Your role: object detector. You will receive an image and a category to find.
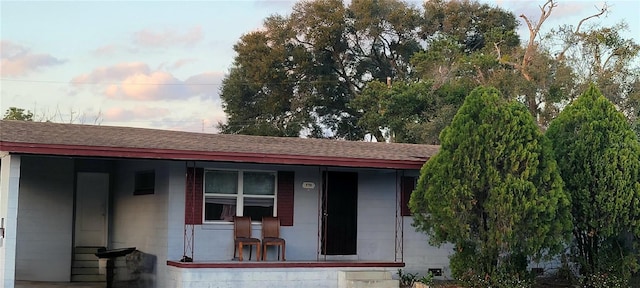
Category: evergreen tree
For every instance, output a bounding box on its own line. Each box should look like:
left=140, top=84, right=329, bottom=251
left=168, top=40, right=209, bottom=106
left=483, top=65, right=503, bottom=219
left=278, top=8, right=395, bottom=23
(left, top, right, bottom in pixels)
left=410, top=86, right=571, bottom=282
left=546, top=85, right=640, bottom=280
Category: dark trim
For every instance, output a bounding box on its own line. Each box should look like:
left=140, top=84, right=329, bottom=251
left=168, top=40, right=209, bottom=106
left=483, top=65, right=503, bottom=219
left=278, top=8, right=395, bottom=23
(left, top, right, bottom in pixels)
left=166, top=260, right=404, bottom=269
left=0, top=141, right=426, bottom=169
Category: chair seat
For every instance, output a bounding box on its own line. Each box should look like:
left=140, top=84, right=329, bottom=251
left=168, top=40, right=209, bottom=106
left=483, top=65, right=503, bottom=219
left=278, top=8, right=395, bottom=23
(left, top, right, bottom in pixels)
left=235, top=237, right=261, bottom=243
left=262, top=237, right=285, bottom=243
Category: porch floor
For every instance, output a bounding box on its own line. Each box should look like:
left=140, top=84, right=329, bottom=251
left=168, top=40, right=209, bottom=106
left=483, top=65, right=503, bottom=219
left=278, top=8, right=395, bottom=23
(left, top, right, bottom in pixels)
left=167, top=259, right=405, bottom=269
left=15, top=281, right=104, bottom=288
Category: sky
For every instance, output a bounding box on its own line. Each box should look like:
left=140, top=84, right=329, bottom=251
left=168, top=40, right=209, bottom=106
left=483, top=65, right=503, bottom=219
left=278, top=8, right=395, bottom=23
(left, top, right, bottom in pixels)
left=1, top=0, right=638, bottom=134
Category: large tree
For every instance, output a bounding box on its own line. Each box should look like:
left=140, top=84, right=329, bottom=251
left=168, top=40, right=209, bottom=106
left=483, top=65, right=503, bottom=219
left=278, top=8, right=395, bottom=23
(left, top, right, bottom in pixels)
left=410, top=86, right=571, bottom=282
left=220, top=0, right=422, bottom=139
left=546, top=85, right=640, bottom=280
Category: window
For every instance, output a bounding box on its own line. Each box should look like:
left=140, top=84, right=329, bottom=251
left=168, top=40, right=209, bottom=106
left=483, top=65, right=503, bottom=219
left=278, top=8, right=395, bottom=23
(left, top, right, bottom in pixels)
left=134, top=170, right=155, bottom=195
left=204, top=170, right=277, bottom=222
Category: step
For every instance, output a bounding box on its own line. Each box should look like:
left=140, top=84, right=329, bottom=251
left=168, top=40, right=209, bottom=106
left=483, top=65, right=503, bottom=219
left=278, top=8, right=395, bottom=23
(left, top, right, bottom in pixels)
left=346, top=279, right=399, bottom=288
left=71, top=274, right=106, bottom=282
left=340, top=270, right=392, bottom=280
left=72, top=267, right=101, bottom=275
left=73, top=260, right=99, bottom=268
left=75, top=246, right=105, bottom=254
left=74, top=253, right=99, bottom=261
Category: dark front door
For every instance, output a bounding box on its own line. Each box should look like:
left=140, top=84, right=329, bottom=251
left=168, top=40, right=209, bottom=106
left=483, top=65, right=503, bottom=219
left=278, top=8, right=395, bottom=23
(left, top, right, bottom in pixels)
left=321, top=171, right=358, bottom=255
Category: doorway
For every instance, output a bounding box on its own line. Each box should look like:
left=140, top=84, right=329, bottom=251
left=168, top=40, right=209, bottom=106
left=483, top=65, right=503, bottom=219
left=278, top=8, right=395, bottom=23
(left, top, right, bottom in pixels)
left=75, top=172, right=109, bottom=247
left=321, top=171, right=358, bottom=255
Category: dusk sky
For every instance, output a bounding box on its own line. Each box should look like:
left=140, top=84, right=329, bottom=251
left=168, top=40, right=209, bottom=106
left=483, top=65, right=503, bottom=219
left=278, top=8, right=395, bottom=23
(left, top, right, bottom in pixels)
left=2, top=0, right=638, bottom=134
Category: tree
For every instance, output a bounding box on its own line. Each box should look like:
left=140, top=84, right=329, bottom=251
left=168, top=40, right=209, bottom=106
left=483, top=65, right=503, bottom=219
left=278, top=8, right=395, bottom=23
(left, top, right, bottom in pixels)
left=546, top=85, right=640, bottom=280
left=3, top=107, right=34, bottom=121
left=220, top=0, right=422, bottom=139
left=410, top=86, right=571, bottom=282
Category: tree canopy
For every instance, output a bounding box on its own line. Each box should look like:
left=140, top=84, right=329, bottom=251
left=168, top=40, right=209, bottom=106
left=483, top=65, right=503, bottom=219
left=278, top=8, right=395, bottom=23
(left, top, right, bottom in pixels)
left=546, top=85, right=640, bottom=280
left=219, top=0, right=639, bottom=144
left=409, top=86, right=571, bottom=282
left=3, top=107, right=33, bottom=121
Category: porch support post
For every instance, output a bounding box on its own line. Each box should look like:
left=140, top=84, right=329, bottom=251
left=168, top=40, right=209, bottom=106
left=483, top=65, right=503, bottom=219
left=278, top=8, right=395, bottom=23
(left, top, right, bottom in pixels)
left=0, top=154, right=20, bottom=288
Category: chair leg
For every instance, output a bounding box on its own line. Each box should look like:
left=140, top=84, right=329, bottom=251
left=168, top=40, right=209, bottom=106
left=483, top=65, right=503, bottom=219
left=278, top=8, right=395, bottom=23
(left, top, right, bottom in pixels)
left=238, top=243, right=244, bottom=261
left=282, top=243, right=286, bottom=261
left=249, top=245, right=253, bottom=260
left=256, top=243, right=261, bottom=261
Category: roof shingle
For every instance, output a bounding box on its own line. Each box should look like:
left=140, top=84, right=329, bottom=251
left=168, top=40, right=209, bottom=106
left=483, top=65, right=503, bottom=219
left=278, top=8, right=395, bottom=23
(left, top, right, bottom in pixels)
left=0, top=120, right=439, bottom=169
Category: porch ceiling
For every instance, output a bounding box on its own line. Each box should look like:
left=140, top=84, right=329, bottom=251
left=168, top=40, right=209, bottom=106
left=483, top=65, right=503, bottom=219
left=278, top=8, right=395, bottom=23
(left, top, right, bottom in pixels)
left=0, top=120, right=438, bottom=169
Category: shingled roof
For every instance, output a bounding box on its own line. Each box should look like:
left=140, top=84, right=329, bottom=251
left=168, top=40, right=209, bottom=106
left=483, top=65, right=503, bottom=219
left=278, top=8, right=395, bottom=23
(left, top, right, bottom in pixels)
left=0, top=120, right=439, bottom=169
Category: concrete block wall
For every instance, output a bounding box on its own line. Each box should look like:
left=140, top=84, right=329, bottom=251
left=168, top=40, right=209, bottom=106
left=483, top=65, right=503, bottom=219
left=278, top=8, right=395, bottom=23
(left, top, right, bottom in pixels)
left=15, top=156, right=74, bottom=282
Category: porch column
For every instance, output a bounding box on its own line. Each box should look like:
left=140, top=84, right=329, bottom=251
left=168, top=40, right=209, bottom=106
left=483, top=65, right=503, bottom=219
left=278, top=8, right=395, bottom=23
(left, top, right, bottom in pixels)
left=0, top=154, right=20, bottom=288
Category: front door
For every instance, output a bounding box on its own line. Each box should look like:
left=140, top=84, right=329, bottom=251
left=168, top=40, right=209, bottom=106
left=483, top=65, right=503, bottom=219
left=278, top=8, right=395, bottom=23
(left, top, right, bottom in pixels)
left=321, top=171, right=358, bottom=255
left=75, top=172, right=109, bottom=247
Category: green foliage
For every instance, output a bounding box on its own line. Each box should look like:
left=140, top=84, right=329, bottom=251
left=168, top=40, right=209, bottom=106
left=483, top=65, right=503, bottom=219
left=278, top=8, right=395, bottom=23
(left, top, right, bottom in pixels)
left=410, top=86, right=571, bottom=280
left=397, top=269, right=418, bottom=288
left=546, top=84, right=640, bottom=280
left=3, top=107, right=34, bottom=121
left=579, top=272, right=629, bottom=288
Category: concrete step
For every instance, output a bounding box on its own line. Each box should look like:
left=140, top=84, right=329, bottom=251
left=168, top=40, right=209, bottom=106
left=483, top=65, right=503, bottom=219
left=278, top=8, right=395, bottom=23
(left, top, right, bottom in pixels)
left=75, top=253, right=99, bottom=261
left=75, top=246, right=105, bottom=254
left=73, top=260, right=99, bottom=268
left=72, top=267, right=100, bottom=275
left=346, top=279, right=399, bottom=288
left=71, top=274, right=106, bottom=282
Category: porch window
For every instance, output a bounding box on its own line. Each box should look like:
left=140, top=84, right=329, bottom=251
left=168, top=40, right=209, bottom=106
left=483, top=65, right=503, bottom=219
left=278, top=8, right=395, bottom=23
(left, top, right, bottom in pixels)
left=204, top=170, right=276, bottom=222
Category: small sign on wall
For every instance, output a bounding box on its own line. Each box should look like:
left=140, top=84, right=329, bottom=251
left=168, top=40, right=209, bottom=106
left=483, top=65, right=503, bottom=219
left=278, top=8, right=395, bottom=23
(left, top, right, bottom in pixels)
left=302, top=181, right=315, bottom=189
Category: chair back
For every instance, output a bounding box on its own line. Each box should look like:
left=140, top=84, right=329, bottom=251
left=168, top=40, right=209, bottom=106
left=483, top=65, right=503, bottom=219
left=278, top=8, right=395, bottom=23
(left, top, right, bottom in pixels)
left=262, top=216, right=280, bottom=238
left=234, top=216, right=253, bottom=238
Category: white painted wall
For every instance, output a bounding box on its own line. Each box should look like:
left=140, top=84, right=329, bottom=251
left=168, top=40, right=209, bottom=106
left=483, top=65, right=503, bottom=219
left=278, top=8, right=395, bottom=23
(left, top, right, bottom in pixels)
left=167, top=266, right=397, bottom=288
left=0, top=154, right=21, bottom=288
left=357, top=170, right=397, bottom=261
left=15, top=156, right=74, bottom=281
left=111, top=159, right=181, bottom=288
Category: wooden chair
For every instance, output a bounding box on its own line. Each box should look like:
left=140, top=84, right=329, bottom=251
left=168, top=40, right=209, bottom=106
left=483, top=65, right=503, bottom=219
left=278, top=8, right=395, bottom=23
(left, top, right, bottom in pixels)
left=233, top=216, right=261, bottom=261
left=261, top=216, right=286, bottom=261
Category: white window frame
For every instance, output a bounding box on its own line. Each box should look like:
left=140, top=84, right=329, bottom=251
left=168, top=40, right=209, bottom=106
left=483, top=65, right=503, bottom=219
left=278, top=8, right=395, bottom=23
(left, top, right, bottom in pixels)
left=203, top=169, right=278, bottom=223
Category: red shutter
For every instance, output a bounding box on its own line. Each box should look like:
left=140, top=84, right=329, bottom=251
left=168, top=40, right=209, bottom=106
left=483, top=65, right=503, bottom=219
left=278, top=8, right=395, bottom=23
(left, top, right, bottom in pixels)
left=401, top=176, right=416, bottom=216
left=277, top=171, right=295, bottom=226
left=185, top=167, right=204, bottom=225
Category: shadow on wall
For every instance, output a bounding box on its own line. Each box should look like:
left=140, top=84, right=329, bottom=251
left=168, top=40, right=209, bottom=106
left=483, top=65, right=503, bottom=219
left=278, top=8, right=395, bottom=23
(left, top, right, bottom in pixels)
left=115, top=250, right=156, bottom=288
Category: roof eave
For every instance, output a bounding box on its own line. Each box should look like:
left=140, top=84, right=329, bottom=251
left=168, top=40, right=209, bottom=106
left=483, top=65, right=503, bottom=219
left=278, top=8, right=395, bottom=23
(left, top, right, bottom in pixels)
left=0, top=141, right=427, bottom=170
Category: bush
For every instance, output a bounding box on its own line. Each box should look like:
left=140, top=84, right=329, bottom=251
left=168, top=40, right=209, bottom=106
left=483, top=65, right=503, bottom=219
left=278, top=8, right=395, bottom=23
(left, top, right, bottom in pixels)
left=579, top=272, right=629, bottom=288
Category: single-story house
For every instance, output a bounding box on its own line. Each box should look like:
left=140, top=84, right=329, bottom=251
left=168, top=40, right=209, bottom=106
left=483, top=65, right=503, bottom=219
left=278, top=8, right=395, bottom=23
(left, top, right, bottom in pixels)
left=0, top=120, right=454, bottom=288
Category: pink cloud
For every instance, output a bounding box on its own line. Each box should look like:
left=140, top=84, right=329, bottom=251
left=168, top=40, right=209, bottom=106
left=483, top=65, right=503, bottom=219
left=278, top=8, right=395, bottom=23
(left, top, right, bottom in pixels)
left=71, top=62, right=150, bottom=85
left=171, top=58, right=197, bottom=69
left=133, top=26, right=203, bottom=48
left=71, top=63, right=222, bottom=101
left=0, top=41, right=66, bottom=77
left=103, top=106, right=171, bottom=122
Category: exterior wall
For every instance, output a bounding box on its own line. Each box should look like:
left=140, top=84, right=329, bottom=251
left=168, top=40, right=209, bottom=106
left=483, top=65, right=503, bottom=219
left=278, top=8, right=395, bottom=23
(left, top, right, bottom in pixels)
left=402, top=217, right=454, bottom=278
left=167, top=266, right=397, bottom=288
left=357, top=170, right=397, bottom=261
left=15, top=156, right=74, bottom=281
left=111, top=159, right=180, bottom=288
left=185, top=163, right=322, bottom=262
left=0, top=154, right=21, bottom=288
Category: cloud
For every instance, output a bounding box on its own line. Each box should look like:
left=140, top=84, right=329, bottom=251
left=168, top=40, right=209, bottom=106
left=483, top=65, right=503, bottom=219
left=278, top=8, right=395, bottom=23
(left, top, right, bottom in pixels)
left=71, top=62, right=223, bottom=101
left=103, top=106, right=171, bottom=122
left=91, top=44, right=119, bottom=57
left=133, top=26, right=203, bottom=48
left=71, top=62, right=150, bottom=85
left=171, top=58, right=197, bottom=69
left=0, top=41, right=66, bottom=77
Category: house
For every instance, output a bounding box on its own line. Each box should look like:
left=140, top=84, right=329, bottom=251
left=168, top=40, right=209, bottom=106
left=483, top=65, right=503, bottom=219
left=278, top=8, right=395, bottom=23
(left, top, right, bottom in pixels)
left=0, top=120, right=453, bottom=288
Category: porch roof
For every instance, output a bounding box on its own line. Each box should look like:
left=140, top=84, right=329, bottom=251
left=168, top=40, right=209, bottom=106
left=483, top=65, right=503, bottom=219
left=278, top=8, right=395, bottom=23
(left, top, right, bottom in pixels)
left=0, top=120, right=438, bottom=169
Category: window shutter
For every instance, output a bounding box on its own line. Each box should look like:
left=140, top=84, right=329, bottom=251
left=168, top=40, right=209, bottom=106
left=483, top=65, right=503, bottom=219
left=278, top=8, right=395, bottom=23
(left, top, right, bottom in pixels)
left=277, top=171, right=295, bottom=226
left=185, top=167, right=204, bottom=225
left=401, top=176, right=416, bottom=216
